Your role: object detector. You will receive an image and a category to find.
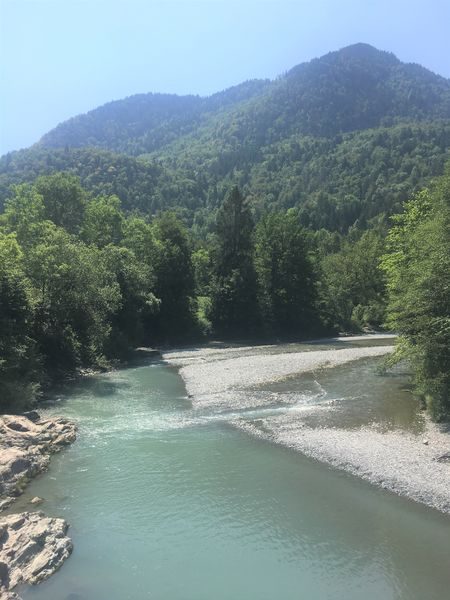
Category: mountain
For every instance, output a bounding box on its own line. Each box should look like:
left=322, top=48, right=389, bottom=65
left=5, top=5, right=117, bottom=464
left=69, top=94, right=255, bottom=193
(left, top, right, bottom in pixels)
left=38, top=43, right=450, bottom=155
left=1, top=43, right=450, bottom=232
left=39, top=80, right=271, bottom=155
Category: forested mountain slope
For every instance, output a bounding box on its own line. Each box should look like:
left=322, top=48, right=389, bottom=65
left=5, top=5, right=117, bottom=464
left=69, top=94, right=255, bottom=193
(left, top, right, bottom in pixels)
left=1, top=43, right=450, bottom=232
left=39, top=80, right=271, bottom=155
left=2, top=122, right=449, bottom=232
left=39, top=43, right=450, bottom=155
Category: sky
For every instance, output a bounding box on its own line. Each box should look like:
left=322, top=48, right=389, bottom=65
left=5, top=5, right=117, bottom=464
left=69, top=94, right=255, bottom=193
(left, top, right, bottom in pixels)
left=1, top=0, right=449, bottom=155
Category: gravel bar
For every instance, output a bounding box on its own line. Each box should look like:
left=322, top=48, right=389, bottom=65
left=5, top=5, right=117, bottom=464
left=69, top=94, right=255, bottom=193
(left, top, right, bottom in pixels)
left=163, top=338, right=450, bottom=514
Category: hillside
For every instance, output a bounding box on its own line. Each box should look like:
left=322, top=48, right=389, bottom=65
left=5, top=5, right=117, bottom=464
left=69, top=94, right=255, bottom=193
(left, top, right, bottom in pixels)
left=39, top=80, right=271, bottom=155
left=1, top=43, right=450, bottom=232
left=39, top=43, right=450, bottom=155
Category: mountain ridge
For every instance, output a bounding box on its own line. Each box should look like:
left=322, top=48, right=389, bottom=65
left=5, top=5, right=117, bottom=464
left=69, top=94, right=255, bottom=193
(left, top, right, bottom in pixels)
left=37, top=43, right=450, bottom=157
left=1, top=43, right=450, bottom=234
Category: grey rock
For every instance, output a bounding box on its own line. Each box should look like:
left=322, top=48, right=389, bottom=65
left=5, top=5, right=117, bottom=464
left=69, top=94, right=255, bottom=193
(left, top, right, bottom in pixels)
left=0, top=511, right=72, bottom=597
left=0, top=415, right=76, bottom=599
left=134, top=347, right=160, bottom=358
left=436, top=452, right=450, bottom=463
left=0, top=415, right=77, bottom=503
left=21, top=411, right=41, bottom=423
left=29, top=497, right=43, bottom=506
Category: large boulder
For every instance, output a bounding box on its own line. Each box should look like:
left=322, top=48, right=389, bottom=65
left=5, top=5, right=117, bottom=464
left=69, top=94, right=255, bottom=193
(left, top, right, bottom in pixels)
left=0, top=511, right=73, bottom=596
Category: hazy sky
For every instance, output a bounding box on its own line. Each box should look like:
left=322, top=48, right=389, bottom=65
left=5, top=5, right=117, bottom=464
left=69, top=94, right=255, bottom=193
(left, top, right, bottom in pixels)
left=1, top=0, right=449, bottom=155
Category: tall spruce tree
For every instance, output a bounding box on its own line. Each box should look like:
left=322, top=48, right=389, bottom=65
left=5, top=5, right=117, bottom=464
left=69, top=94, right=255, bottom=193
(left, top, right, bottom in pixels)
left=151, top=212, right=197, bottom=342
left=210, top=186, right=259, bottom=337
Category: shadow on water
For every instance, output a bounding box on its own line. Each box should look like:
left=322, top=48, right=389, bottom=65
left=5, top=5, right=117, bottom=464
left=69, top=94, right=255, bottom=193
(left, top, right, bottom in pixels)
left=40, top=357, right=168, bottom=410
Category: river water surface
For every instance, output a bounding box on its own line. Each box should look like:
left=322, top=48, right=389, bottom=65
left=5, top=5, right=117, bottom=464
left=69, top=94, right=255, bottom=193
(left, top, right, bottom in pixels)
left=17, top=342, right=450, bottom=600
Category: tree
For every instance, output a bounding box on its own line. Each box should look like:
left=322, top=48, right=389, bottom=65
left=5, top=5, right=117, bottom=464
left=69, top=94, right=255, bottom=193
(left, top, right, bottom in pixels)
left=320, top=228, right=386, bottom=330
left=381, top=173, right=450, bottom=420
left=101, top=244, right=159, bottom=356
left=151, top=212, right=197, bottom=341
left=210, top=186, right=259, bottom=337
left=35, top=173, right=87, bottom=233
left=24, top=222, right=120, bottom=374
left=0, top=233, right=38, bottom=409
left=81, top=195, right=124, bottom=248
left=254, top=211, right=317, bottom=335
left=2, top=184, right=46, bottom=247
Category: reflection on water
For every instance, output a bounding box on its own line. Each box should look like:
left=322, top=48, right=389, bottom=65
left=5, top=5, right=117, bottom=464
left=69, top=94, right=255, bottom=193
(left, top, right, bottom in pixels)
left=17, top=351, right=450, bottom=600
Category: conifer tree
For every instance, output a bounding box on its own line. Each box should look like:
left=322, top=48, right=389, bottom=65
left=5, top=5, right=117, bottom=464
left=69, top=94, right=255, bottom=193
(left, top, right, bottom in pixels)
left=210, top=186, right=259, bottom=337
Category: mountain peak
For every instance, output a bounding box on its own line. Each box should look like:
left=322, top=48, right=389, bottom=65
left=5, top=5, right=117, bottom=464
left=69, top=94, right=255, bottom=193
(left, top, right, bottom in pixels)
left=322, top=42, right=400, bottom=66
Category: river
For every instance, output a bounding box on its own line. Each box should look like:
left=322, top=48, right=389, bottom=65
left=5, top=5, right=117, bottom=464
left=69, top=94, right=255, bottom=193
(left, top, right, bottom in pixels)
left=17, top=339, right=450, bottom=599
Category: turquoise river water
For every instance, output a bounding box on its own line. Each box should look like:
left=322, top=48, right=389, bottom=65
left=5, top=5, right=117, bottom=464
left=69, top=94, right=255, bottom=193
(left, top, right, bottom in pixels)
left=16, top=344, right=450, bottom=600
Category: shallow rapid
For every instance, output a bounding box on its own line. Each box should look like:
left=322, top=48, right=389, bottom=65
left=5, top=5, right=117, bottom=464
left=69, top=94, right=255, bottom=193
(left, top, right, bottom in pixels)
left=17, top=339, right=450, bottom=600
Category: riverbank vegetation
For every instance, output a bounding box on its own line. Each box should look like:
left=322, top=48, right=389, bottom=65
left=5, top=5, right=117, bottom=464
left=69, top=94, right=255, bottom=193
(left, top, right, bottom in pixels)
left=381, top=167, right=450, bottom=420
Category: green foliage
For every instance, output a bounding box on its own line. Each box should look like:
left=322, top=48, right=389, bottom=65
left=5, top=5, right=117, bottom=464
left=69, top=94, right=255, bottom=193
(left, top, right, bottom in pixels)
left=24, top=222, right=121, bottom=374
left=192, top=247, right=212, bottom=297
left=35, top=173, right=87, bottom=233
left=381, top=171, right=450, bottom=420
left=101, top=244, right=158, bottom=356
left=3, top=184, right=46, bottom=246
left=38, top=44, right=450, bottom=155
left=319, top=229, right=387, bottom=331
left=81, top=195, right=124, bottom=247
left=1, top=46, right=450, bottom=235
left=210, top=187, right=260, bottom=337
left=151, top=212, right=198, bottom=341
left=39, top=84, right=270, bottom=154
left=0, top=233, right=38, bottom=410
left=2, top=44, right=450, bottom=413
left=0, top=175, right=200, bottom=409
left=254, top=211, right=317, bottom=335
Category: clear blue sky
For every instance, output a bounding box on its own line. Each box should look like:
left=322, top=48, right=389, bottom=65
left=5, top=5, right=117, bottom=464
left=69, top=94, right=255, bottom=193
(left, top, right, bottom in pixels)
left=1, top=0, right=449, bottom=155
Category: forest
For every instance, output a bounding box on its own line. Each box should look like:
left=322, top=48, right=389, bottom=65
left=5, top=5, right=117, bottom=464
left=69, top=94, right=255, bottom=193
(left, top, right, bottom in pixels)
left=0, top=43, right=449, bottom=419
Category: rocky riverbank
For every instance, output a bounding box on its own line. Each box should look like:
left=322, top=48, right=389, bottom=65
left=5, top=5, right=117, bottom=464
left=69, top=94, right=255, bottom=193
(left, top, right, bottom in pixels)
left=163, top=336, right=450, bottom=514
left=0, top=413, right=76, bottom=598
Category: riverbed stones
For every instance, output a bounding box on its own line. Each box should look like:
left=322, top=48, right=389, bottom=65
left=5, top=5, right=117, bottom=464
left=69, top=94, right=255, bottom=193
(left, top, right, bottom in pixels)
left=436, top=451, right=450, bottom=463
left=165, top=344, right=394, bottom=409
left=0, top=511, right=73, bottom=594
left=134, top=347, right=161, bottom=358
